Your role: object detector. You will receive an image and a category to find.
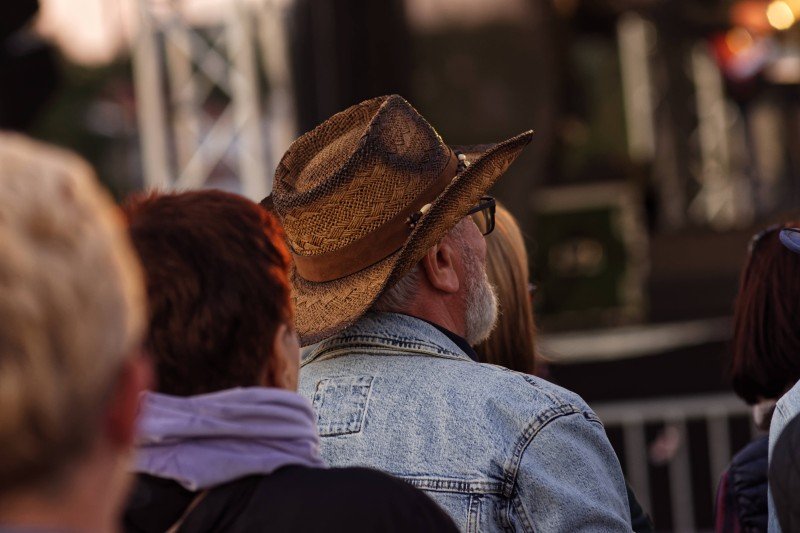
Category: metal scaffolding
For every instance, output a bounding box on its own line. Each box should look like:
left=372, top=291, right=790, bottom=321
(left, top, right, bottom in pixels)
left=131, top=0, right=296, bottom=200
left=616, top=11, right=755, bottom=231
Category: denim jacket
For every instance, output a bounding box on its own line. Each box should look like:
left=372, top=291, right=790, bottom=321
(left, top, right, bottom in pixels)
left=768, top=379, right=800, bottom=532
left=298, top=312, right=632, bottom=532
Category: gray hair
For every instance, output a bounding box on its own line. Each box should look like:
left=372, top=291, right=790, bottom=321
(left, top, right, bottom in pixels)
left=372, top=220, right=471, bottom=313
left=372, top=264, right=422, bottom=313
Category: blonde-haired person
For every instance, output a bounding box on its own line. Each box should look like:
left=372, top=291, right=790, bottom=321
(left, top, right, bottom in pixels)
left=0, top=133, right=150, bottom=532
left=475, top=202, right=539, bottom=376
left=475, top=202, right=654, bottom=533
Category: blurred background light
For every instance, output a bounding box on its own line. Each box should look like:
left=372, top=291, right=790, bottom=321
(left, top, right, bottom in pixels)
left=767, top=0, right=796, bottom=30
left=36, top=0, right=133, bottom=65
left=731, top=0, right=772, bottom=33
left=725, top=27, right=755, bottom=55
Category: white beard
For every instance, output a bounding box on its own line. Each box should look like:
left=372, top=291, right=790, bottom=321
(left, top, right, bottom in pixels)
left=462, top=247, right=499, bottom=346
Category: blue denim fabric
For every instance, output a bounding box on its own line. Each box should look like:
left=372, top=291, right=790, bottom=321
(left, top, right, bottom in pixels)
left=298, top=312, right=632, bottom=532
left=768, top=379, right=800, bottom=532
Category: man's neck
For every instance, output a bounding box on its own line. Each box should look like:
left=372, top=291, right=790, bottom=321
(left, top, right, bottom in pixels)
left=0, top=494, right=109, bottom=532
left=0, top=453, right=128, bottom=532
left=402, top=295, right=467, bottom=340
left=406, top=315, right=480, bottom=361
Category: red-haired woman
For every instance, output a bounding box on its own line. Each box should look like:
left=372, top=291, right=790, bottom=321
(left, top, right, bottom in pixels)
left=121, top=190, right=457, bottom=533
left=715, top=223, right=800, bottom=533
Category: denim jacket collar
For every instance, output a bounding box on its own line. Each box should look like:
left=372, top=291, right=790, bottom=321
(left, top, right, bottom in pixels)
left=301, top=312, right=473, bottom=367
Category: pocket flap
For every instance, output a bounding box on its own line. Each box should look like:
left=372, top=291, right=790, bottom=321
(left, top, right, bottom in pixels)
left=312, top=375, right=373, bottom=436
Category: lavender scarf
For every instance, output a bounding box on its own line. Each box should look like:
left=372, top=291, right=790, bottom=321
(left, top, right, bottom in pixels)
left=135, top=387, right=326, bottom=491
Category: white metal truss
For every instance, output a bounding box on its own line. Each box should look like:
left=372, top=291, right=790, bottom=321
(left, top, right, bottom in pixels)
left=616, top=14, right=755, bottom=231
left=688, top=44, right=754, bottom=230
left=131, top=0, right=296, bottom=200
left=617, top=12, right=656, bottom=163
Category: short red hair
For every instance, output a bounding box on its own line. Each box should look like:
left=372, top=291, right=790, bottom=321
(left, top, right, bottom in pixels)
left=731, top=223, right=800, bottom=404
left=123, top=190, right=292, bottom=396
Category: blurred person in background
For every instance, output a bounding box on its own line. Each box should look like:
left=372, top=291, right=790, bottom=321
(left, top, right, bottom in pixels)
left=475, top=203, right=654, bottom=533
left=122, top=190, right=457, bottom=533
left=474, top=202, right=540, bottom=377
left=0, top=133, right=149, bottom=532
left=714, top=223, right=800, bottom=533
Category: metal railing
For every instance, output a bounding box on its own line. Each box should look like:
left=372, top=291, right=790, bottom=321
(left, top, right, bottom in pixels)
left=592, top=393, right=755, bottom=532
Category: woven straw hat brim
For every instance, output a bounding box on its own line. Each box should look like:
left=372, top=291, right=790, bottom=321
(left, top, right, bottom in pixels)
left=293, top=129, right=534, bottom=346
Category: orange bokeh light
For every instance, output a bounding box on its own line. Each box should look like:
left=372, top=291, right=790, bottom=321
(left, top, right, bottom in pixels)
left=731, top=0, right=772, bottom=33
left=726, top=27, right=755, bottom=54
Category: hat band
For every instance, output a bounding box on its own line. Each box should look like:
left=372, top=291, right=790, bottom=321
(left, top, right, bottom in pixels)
left=291, top=151, right=458, bottom=283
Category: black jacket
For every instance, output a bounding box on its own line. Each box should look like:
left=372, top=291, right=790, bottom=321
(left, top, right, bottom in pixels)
left=716, top=435, right=769, bottom=533
left=771, top=414, right=800, bottom=533
left=627, top=483, right=655, bottom=533
left=124, top=466, right=458, bottom=533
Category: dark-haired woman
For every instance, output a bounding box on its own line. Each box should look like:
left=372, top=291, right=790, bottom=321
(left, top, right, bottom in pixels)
left=714, top=223, right=800, bottom=533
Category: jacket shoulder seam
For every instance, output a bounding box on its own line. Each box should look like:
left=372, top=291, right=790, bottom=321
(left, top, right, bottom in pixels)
left=518, top=374, right=585, bottom=409
left=502, top=405, right=584, bottom=500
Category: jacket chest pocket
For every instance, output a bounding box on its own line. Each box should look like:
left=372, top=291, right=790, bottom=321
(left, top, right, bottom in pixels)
left=311, top=375, right=373, bottom=436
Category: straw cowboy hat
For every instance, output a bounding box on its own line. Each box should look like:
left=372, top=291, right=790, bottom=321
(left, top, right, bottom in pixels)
left=269, top=94, right=533, bottom=346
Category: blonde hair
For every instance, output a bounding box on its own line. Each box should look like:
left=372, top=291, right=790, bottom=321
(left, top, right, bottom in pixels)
left=0, top=133, right=145, bottom=492
left=475, top=203, right=537, bottom=375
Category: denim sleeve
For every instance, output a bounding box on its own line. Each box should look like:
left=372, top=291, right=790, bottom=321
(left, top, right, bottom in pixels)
left=512, top=410, right=633, bottom=532
left=768, top=402, right=791, bottom=533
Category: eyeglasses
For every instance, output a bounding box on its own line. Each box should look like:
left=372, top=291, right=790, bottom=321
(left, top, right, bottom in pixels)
left=468, top=196, right=496, bottom=236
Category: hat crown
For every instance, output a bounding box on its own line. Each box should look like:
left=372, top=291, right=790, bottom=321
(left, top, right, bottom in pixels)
left=273, top=95, right=451, bottom=256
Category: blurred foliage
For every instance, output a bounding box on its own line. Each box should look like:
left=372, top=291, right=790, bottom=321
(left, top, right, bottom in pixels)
left=28, top=57, right=136, bottom=199
left=411, top=21, right=557, bottom=153
left=534, top=206, right=634, bottom=328
left=560, top=35, right=629, bottom=181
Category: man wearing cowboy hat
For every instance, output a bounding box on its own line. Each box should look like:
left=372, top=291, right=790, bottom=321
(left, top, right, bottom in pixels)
left=269, top=95, right=632, bottom=531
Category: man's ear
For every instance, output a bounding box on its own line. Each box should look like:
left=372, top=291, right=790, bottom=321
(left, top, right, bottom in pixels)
left=105, top=352, right=153, bottom=448
left=263, top=323, right=300, bottom=391
left=420, top=238, right=460, bottom=294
